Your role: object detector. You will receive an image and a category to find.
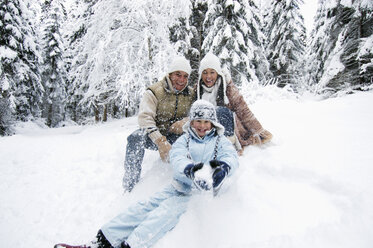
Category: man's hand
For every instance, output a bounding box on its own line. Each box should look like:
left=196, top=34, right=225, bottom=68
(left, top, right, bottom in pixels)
left=155, top=136, right=172, bottom=162
left=169, top=118, right=188, bottom=134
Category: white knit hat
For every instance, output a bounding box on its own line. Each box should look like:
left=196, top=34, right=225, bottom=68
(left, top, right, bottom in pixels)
left=197, top=53, right=229, bottom=105
left=168, top=56, right=192, bottom=75
left=183, top=100, right=225, bottom=135
left=198, top=53, right=223, bottom=76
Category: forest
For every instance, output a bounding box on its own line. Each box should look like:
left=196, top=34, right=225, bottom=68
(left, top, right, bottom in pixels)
left=1, top=0, right=372, bottom=136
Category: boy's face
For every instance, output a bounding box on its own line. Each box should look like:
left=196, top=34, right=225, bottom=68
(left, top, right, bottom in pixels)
left=191, top=120, right=212, bottom=137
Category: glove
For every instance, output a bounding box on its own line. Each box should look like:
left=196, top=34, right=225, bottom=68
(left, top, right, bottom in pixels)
left=210, top=160, right=230, bottom=190
left=249, top=129, right=273, bottom=145
left=155, top=136, right=172, bottom=162
left=249, top=134, right=261, bottom=145
left=259, top=129, right=273, bottom=144
left=184, top=163, right=211, bottom=191
left=169, top=118, right=188, bottom=134
left=184, top=163, right=204, bottom=179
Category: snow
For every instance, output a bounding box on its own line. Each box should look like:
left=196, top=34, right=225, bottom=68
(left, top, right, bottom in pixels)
left=318, top=31, right=346, bottom=88
left=361, top=0, right=373, bottom=8
left=1, top=91, right=373, bottom=248
left=359, top=35, right=373, bottom=57
left=340, top=0, right=353, bottom=7
left=0, top=46, right=18, bottom=60
left=193, top=163, right=214, bottom=190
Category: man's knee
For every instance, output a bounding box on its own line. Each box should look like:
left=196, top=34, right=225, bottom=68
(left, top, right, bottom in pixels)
left=127, top=129, right=144, bottom=145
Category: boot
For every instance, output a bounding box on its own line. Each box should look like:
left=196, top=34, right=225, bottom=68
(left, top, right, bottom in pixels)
left=54, top=243, right=97, bottom=248
left=120, top=241, right=131, bottom=248
left=54, top=230, right=115, bottom=248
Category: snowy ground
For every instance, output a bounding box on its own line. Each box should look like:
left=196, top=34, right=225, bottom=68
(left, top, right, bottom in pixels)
left=1, top=91, right=373, bottom=248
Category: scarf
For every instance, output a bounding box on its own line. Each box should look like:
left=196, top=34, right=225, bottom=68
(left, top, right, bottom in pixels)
left=201, top=78, right=222, bottom=106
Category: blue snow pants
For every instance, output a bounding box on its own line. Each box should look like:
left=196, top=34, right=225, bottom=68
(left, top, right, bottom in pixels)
left=122, top=129, right=180, bottom=192
left=101, top=185, right=191, bottom=248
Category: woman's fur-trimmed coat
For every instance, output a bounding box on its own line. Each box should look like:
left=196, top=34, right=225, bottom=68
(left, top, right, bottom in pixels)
left=196, top=75, right=273, bottom=147
left=225, top=80, right=272, bottom=146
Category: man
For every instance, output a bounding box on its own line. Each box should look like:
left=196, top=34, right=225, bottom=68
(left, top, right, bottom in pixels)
left=123, top=56, right=195, bottom=192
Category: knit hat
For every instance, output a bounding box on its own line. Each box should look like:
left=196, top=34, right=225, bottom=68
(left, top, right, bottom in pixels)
left=168, top=56, right=192, bottom=75
left=198, top=53, right=223, bottom=76
left=197, top=53, right=229, bottom=105
left=183, top=100, right=224, bottom=135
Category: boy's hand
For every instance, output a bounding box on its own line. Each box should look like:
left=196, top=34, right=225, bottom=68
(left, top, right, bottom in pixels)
left=210, top=160, right=231, bottom=189
left=184, top=163, right=204, bottom=179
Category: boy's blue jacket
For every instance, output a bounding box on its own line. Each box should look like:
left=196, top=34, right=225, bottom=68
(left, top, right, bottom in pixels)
left=101, top=123, right=239, bottom=248
left=170, top=126, right=239, bottom=193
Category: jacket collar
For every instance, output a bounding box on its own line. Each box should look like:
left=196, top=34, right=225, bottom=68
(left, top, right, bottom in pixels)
left=164, top=75, right=190, bottom=95
left=187, top=126, right=218, bottom=143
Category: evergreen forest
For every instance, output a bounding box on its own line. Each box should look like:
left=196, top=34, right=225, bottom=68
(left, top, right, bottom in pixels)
left=1, top=0, right=372, bottom=135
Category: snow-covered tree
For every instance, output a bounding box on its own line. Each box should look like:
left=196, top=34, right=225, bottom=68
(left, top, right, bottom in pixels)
left=357, top=1, right=373, bottom=89
left=0, top=75, right=12, bottom=135
left=170, top=0, right=208, bottom=84
left=202, top=0, right=270, bottom=86
left=63, top=0, right=98, bottom=123
left=67, top=0, right=187, bottom=122
left=307, top=0, right=373, bottom=95
left=40, top=0, right=67, bottom=127
left=305, top=0, right=328, bottom=92
left=264, top=0, right=306, bottom=89
left=0, top=0, right=42, bottom=125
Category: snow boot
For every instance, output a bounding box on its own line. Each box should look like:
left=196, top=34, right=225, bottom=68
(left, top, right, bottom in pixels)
left=54, top=242, right=130, bottom=248
left=54, top=244, right=96, bottom=248
left=54, top=230, right=123, bottom=248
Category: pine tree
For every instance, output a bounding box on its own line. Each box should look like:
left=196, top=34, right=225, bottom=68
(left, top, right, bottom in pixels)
left=305, top=0, right=327, bottom=92
left=264, top=0, right=306, bottom=89
left=307, top=0, right=373, bottom=95
left=169, top=0, right=208, bottom=84
left=0, top=69, right=12, bottom=135
left=357, top=1, right=373, bottom=89
left=0, top=0, right=42, bottom=126
left=202, top=0, right=270, bottom=86
left=40, top=0, right=67, bottom=127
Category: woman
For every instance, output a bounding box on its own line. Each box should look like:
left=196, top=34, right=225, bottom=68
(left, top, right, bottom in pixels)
left=54, top=100, right=239, bottom=248
left=196, top=53, right=273, bottom=153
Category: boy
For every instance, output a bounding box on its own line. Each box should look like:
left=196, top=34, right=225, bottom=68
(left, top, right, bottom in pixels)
left=55, top=100, right=239, bottom=248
